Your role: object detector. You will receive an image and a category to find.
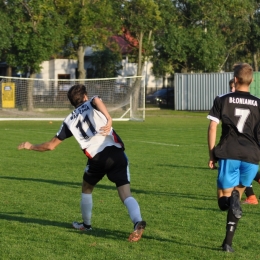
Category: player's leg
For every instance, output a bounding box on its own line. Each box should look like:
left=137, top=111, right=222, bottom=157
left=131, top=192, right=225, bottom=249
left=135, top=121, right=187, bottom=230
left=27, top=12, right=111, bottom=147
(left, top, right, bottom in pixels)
left=222, top=161, right=259, bottom=250
left=73, top=160, right=104, bottom=231
left=222, top=185, right=245, bottom=251
left=107, top=148, right=146, bottom=242
left=254, top=171, right=260, bottom=183
left=72, top=179, right=95, bottom=231
left=117, top=184, right=143, bottom=224
left=243, top=171, right=260, bottom=204
left=117, top=184, right=146, bottom=242
left=240, top=163, right=259, bottom=197
left=217, top=159, right=242, bottom=252
left=243, top=185, right=258, bottom=204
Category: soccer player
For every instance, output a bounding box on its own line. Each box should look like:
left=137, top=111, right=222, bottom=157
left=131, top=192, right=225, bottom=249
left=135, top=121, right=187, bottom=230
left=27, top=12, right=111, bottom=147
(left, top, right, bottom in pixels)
left=17, top=84, right=146, bottom=242
left=207, top=63, right=260, bottom=252
left=230, top=78, right=259, bottom=205
left=229, top=78, right=235, bottom=92
left=243, top=174, right=260, bottom=204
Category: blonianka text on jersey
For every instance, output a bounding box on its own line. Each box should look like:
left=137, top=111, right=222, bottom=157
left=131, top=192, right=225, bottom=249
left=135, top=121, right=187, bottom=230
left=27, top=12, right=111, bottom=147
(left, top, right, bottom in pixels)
left=70, top=103, right=90, bottom=120
left=229, top=97, right=258, bottom=106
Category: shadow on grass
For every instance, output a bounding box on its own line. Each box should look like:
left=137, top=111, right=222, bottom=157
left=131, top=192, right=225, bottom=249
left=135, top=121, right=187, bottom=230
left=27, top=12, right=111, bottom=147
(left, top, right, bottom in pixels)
left=0, top=212, right=69, bottom=228
left=70, top=229, right=225, bottom=252
left=0, top=176, right=81, bottom=188
left=0, top=211, right=225, bottom=251
left=0, top=176, right=216, bottom=201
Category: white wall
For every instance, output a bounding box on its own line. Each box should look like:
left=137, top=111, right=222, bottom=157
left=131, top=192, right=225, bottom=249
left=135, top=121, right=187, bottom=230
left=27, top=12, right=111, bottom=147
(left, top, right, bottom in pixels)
left=34, top=59, right=77, bottom=95
left=36, top=59, right=77, bottom=79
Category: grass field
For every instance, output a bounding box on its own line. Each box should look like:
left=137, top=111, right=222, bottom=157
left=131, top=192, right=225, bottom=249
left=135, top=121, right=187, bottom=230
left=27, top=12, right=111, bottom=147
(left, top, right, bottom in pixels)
left=1, top=109, right=260, bottom=260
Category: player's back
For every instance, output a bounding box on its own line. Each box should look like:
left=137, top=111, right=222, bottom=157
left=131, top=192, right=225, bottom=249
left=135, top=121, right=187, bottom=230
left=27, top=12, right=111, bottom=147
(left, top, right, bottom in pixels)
left=213, top=91, right=260, bottom=164
left=64, top=98, right=123, bottom=158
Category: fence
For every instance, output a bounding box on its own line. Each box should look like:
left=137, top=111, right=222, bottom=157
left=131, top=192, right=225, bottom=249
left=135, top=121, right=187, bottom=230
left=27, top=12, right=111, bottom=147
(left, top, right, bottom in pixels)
left=174, top=72, right=260, bottom=111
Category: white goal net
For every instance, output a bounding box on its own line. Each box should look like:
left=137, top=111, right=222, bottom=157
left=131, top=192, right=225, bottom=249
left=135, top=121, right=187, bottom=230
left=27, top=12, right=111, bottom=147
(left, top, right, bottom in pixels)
left=0, top=76, right=145, bottom=121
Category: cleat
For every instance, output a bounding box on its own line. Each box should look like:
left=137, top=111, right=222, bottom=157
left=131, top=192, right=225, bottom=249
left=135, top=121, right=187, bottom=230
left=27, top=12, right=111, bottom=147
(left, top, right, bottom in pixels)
left=230, top=190, right=242, bottom=219
left=243, top=195, right=258, bottom=205
left=72, top=222, right=92, bottom=231
left=128, top=220, right=146, bottom=242
left=222, top=243, right=234, bottom=252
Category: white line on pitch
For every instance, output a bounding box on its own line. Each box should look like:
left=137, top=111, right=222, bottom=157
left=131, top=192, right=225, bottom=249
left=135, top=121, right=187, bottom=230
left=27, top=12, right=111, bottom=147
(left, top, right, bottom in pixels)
left=140, top=141, right=180, bottom=146
left=138, top=141, right=206, bottom=147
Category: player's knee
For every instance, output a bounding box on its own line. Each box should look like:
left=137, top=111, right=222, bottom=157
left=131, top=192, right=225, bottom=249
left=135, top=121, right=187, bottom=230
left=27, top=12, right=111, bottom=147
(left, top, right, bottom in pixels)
left=218, top=196, right=229, bottom=211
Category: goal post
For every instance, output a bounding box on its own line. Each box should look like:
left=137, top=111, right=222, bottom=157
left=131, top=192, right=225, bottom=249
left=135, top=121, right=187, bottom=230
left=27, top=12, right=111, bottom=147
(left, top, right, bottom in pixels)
left=0, top=76, right=145, bottom=121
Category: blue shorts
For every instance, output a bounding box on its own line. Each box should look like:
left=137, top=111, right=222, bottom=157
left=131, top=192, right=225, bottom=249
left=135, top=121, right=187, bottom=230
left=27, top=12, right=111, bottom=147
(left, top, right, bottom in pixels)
left=217, top=159, right=258, bottom=189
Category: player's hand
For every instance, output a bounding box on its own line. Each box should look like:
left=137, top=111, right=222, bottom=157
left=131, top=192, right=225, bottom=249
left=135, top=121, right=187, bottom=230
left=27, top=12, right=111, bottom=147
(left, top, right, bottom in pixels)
left=100, top=119, right=112, bottom=136
left=208, top=159, right=217, bottom=170
left=18, top=142, right=32, bottom=150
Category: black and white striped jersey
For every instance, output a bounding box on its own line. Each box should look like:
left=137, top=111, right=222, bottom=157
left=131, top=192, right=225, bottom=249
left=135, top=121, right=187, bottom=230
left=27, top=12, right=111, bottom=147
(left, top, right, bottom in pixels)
left=207, top=90, right=260, bottom=164
left=56, top=96, right=124, bottom=158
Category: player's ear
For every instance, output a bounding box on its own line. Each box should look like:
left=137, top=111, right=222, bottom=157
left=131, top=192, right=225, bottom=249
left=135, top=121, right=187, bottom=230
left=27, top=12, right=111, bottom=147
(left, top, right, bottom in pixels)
left=83, top=94, right=88, bottom=101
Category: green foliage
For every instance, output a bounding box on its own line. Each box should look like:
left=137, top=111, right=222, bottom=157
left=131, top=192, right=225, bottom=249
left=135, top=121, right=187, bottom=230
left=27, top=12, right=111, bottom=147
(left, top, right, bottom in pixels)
left=121, top=0, right=162, bottom=75
left=153, top=0, right=258, bottom=73
left=1, top=111, right=260, bottom=259
left=0, top=10, right=12, bottom=53
left=91, top=47, right=123, bottom=78
left=1, top=0, right=260, bottom=79
left=60, top=0, right=119, bottom=47
left=55, top=0, right=122, bottom=78
left=0, top=0, right=66, bottom=74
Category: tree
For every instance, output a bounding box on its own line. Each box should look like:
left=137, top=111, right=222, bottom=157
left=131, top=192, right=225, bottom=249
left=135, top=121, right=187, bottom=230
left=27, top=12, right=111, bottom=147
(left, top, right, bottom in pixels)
left=0, top=6, right=14, bottom=76
left=233, top=2, right=260, bottom=71
left=91, top=47, right=122, bottom=78
left=118, top=0, right=162, bottom=110
left=0, top=9, right=12, bottom=57
left=120, top=0, right=161, bottom=76
left=152, top=0, right=255, bottom=73
left=55, top=0, right=122, bottom=79
left=1, top=0, right=67, bottom=110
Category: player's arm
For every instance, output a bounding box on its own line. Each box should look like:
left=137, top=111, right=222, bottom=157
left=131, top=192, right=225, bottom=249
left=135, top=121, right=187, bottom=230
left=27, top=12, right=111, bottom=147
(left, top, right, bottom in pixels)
left=92, top=96, right=112, bottom=135
left=208, top=120, right=218, bottom=169
left=18, top=136, right=62, bottom=152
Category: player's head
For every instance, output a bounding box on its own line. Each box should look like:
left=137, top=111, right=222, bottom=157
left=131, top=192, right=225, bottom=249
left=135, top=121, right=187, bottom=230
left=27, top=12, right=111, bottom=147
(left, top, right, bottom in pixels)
left=67, top=84, right=88, bottom=107
left=229, top=78, right=235, bottom=92
left=233, top=63, right=253, bottom=86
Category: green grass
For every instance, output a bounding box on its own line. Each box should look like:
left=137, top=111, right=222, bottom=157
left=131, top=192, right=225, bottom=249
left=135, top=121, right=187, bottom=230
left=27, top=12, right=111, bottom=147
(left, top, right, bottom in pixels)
left=1, top=109, right=260, bottom=259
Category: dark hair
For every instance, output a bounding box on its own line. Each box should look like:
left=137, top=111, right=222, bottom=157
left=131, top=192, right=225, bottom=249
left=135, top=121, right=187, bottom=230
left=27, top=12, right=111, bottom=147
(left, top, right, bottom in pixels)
left=67, top=84, right=87, bottom=107
left=233, top=63, right=253, bottom=85
left=229, top=78, right=234, bottom=86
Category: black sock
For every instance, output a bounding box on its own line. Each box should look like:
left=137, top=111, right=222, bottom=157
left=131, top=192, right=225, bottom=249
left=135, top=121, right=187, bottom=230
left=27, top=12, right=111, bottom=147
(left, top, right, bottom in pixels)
left=254, top=172, right=260, bottom=183
left=244, top=185, right=255, bottom=197
left=224, top=208, right=239, bottom=246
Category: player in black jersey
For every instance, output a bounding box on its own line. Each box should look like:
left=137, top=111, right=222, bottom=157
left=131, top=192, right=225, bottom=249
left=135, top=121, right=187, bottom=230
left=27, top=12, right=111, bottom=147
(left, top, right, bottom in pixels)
left=207, top=63, right=260, bottom=252
left=230, top=78, right=260, bottom=205
left=229, top=78, right=259, bottom=204
left=18, top=84, right=146, bottom=242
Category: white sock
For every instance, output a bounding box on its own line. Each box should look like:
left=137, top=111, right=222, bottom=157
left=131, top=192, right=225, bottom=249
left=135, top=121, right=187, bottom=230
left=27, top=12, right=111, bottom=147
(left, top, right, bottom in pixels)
left=81, top=193, right=93, bottom=226
left=124, top=196, right=142, bottom=225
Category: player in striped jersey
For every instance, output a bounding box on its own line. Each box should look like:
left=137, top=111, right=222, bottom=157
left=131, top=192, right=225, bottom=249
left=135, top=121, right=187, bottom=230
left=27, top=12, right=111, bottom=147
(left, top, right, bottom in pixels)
left=18, top=84, right=146, bottom=242
left=207, top=63, right=260, bottom=252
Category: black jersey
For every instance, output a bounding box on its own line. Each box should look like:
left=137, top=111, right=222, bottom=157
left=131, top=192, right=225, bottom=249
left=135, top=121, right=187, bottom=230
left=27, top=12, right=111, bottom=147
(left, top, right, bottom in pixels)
left=207, top=91, right=260, bottom=164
